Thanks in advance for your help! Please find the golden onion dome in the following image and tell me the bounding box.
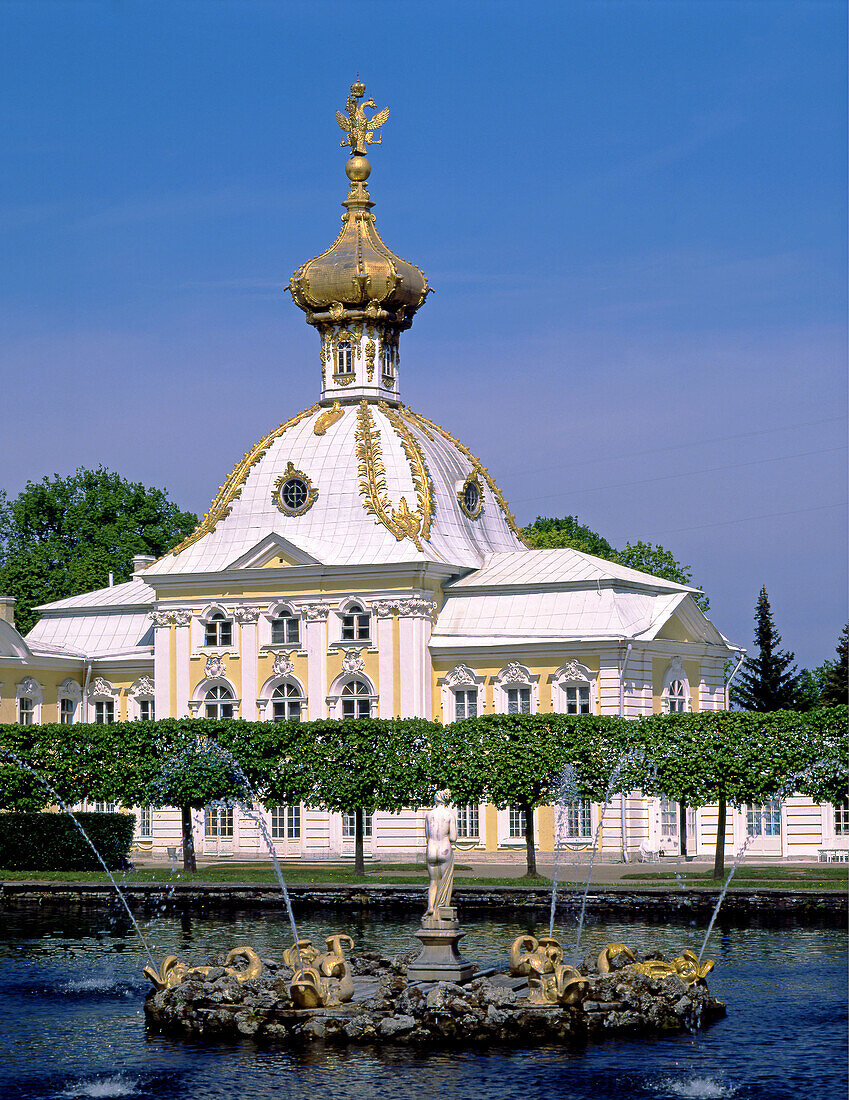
[289,80,430,332]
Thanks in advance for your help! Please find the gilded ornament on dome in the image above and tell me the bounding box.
[171,404,320,555]
[379,400,434,541]
[314,401,345,436]
[336,81,389,156]
[365,340,376,381]
[272,462,319,516]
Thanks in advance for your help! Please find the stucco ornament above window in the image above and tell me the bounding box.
[272,652,295,678]
[205,655,226,680]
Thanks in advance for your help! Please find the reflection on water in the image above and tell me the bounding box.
[0,906,845,1100]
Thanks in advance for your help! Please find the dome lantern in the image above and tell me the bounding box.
[288,80,431,406]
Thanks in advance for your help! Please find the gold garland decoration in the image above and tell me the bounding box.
[170,404,321,555]
[314,400,344,436]
[355,400,425,551]
[401,405,528,545]
[379,401,434,541]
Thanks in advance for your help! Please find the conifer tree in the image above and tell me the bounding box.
[731,587,799,710]
[821,623,848,706]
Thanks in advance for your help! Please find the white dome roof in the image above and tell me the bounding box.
[146,400,525,577]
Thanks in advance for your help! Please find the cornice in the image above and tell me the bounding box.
[144,562,458,593]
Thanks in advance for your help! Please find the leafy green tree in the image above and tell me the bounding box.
[271,717,439,873]
[821,623,848,706]
[519,516,709,612]
[439,714,634,877]
[521,515,618,559]
[0,467,197,634]
[796,664,832,710]
[731,588,799,711]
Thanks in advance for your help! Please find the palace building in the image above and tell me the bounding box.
[1,82,844,863]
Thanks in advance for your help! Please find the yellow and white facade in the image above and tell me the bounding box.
[1,81,845,863]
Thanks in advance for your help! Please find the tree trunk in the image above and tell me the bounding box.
[181,805,197,873]
[354,807,365,875]
[713,795,726,880]
[522,801,537,877]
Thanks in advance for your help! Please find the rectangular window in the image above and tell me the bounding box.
[337,344,353,374]
[342,811,373,839]
[204,806,234,839]
[747,800,781,838]
[834,799,849,836]
[341,612,370,641]
[563,798,592,840]
[91,801,117,813]
[508,806,526,840]
[60,698,75,724]
[138,700,154,721]
[18,698,34,725]
[456,804,480,841]
[137,806,152,839]
[660,797,679,837]
[271,616,300,645]
[506,686,531,714]
[94,701,114,725]
[454,689,478,720]
[271,805,301,841]
[563,685,590,714]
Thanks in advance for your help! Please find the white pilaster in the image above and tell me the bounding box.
[174,611,191,717]
[375,602,395,718]
[151,612,171,718]
[236,609,260,720]
[304,604,329,718]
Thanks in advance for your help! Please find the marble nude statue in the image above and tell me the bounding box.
[425,788,456,917]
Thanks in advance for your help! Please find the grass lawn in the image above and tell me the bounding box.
[621,865,849,891]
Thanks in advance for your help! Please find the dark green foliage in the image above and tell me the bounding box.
[0,467,197,634]
[0,811,134,871]
[821,623,848,706]
[520,516,618,559]
[519,516,709,612]
[731,587,800,710]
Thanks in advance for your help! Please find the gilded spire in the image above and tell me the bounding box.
[288,80,430,405]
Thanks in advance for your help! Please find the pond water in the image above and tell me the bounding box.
[0,904,845,1100]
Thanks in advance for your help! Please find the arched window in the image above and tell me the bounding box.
[337,342,353,375]
[271,612,300,645]
[205,612,232,648]
[662,657,691,713]
[664,679,688,712]
[341,678,371,719]
[272,683,303,723]
[341,603,370,642]
[381,346,394,379]
[16,677,42,725]
[205,685,234,719]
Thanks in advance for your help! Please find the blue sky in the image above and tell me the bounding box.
[1,1,845,668]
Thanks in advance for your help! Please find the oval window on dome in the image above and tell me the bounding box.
[273,462,318,516]
[458,474,483,519]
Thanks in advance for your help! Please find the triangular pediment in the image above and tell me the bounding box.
[226,533,322,570]
[0,619,31,659]
[653,596,728,646]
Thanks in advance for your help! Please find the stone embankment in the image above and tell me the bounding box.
[0,881,844,925]
[144,949,726,1047]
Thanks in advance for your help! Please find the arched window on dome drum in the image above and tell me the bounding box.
[272,683,302,723]
[341,678,371,719]
[205,612,232,648]
[341,603,370,642]
[205,685,234,719]
[381,346,394,379]
[337,343,353,374]
[271,614,300,645]
[664,680,689,713]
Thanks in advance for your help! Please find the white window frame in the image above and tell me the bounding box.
[496,805,539,848]
[326,672,378,719]
[336,342,353,375]
[16,677,43,725]
[493,662,539,714]
[257,673,308,722]
[440,665,486,721]
[195,604,236,653]
[834,798,849,837]
[57,678,82,724]
[188,676,241,718]
[86,677,118,723]
[128,676,156,721]
[551,661,597,714]
[204,805,234,839]
[342,810,373,839]
[136,805,153,839]
[556,798,594,845]
[456,802,485,846]
[453,687,479,721]
[260,601,303,651]
[662,657,691,713]
[270,804,302,841]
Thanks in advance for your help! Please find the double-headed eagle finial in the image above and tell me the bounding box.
[336,77,389,156]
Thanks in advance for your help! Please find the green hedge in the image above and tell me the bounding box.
[0,811,135,871]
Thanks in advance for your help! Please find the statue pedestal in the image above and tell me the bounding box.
[407,907,475,984]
